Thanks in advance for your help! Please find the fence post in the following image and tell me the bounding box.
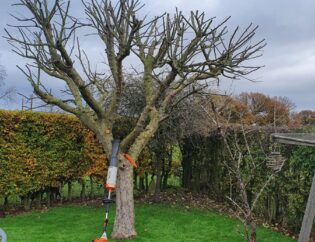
[298,171,315,242]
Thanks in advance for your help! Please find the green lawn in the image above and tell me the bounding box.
[0,204,294,242]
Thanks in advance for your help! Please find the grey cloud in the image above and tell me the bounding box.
[0,0,314,111]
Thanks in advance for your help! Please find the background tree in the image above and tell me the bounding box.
[237,92,295,126]
[6,0,265,238]
[0,58,16,102]
[202,98,286,242]
[292,110,315,127]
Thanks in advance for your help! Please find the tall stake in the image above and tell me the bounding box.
[298,171,315,242]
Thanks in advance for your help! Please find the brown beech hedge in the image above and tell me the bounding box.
[0,110,106,204]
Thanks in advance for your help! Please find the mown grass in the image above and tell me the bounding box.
[0,204,294,242]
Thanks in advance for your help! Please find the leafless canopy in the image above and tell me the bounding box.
[5,0,265,154]
[5,0,266,237]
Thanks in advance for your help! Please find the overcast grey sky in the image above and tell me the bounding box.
[0,0,314,111]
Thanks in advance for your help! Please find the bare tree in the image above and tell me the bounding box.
[202,99,285,242]
[5,0,265,238]
[0,60,16,102]
[222,127,283,242]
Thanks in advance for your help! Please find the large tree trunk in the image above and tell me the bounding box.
[110,111,160,239]
[111,155,136,239]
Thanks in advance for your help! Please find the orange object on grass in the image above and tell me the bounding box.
[93,238,108,242]
[123,153,138,168]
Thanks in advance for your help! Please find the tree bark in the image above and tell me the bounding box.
[249,220,257,242]
[111,110,160,239]
[111,155,137,239]
[236,168,257,242]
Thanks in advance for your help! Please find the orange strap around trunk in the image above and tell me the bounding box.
[123,153,138,168]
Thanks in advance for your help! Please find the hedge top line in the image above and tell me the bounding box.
[0,109,77,120]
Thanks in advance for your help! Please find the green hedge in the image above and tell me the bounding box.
[181,127,315,233]
[0,110,106,203]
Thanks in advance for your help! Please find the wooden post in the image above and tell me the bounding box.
[30,94,34,110]
[271,133,315,242]
[298,172,315,242]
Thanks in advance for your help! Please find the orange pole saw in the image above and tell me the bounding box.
[93,140,137,242]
